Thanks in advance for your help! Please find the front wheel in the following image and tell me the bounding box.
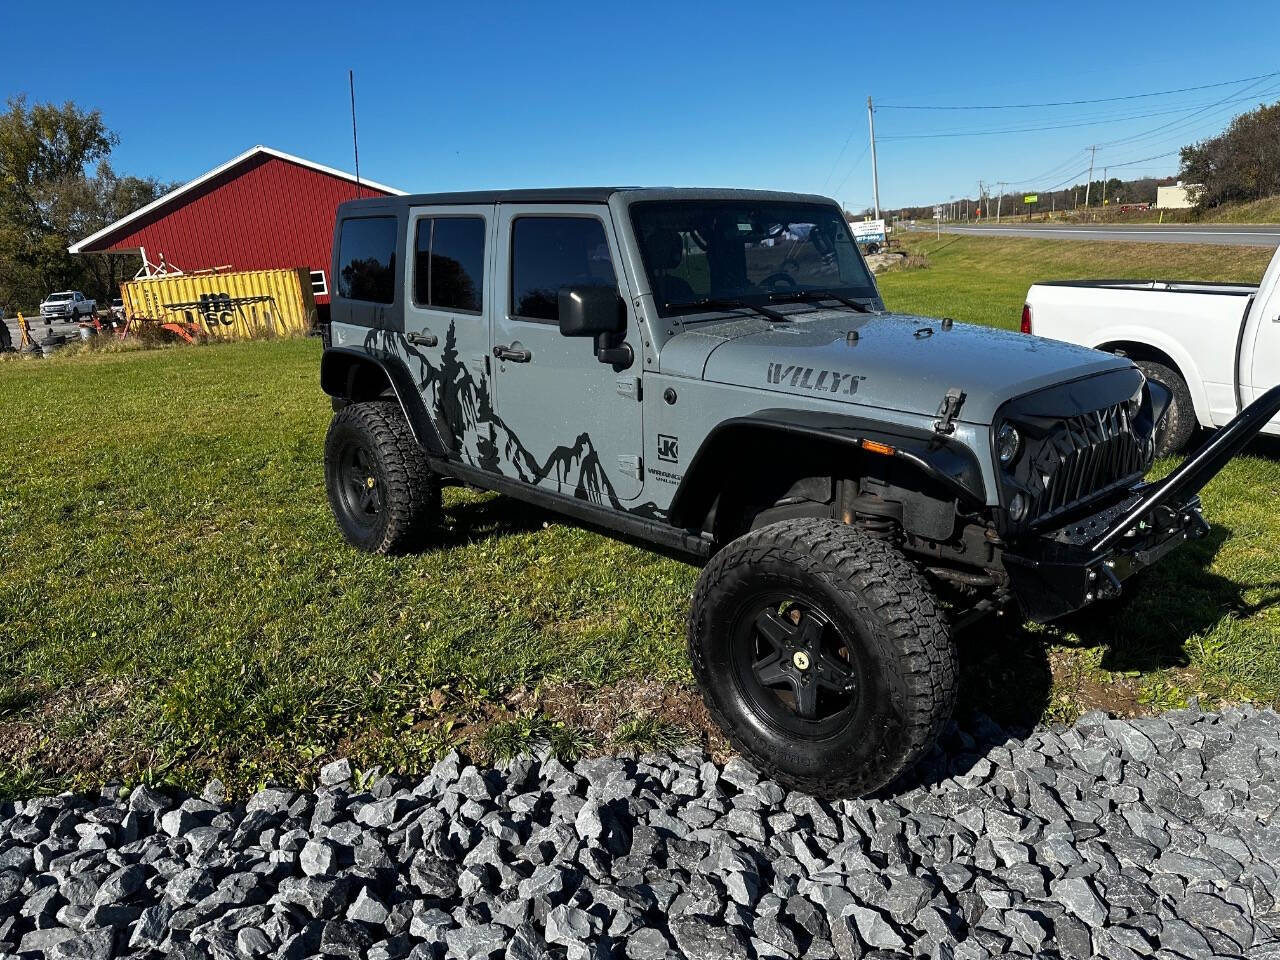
[1135,358,1196,456]
[324,401,441,554]
[688,519,957,798]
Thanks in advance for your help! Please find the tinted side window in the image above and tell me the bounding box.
[511,217,616,322]
[337,216,397,304]
[413,220,432,306]
[414,217,485,312]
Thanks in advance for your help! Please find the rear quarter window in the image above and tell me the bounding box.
[337,217,398,304]
[413,217,485,313]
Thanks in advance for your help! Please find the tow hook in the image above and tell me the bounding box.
[1186,511,1210,539]
[1087,562,1124,603]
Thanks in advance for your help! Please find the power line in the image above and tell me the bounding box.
[820,128,863,193]
[998,150,1091,187]
[1106,150,1180,169]
[876,71,1280,110]
[878,87,1280,141]
[831,143,872,198]
[880,92,1265,138]
[1098,75,1280,150]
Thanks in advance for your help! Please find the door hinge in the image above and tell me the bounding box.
[616,376,641,401]
[618,454,642,479]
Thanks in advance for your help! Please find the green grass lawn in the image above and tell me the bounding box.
[2,235,1279,799]
[878,233,1272,329]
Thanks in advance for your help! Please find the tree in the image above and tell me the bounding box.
[0,96,171,312]
[1181,100,1280,209]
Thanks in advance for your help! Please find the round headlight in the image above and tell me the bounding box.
[997,423,1022,466]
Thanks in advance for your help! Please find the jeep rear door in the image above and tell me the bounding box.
[404,204,495,462]
[490,205,644,502]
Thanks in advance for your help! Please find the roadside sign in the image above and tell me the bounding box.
[1024,194,1038,204]
[851,219,887,245]
[933,205,942,219]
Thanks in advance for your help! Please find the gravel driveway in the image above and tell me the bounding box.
[3,704,1279,959]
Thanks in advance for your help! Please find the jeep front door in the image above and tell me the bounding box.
[491,206,644,502]
[403,205,495,463]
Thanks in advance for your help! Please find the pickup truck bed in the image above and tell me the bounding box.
[1025,251,1280,451]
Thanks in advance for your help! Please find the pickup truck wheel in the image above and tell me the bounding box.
[1136,359,1196,456]
[324,401,441,554]
[688,518,957,798]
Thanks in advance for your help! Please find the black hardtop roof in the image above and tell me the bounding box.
[336,186,837,216]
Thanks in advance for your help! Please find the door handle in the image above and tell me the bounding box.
[493,344,531,363]
[406,331,438,347]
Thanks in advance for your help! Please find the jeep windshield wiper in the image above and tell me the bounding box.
[666,297,789,323]
[768,290,876,313]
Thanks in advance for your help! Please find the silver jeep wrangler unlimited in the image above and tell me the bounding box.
[321,187,1280,797]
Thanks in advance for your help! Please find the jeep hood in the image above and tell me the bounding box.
[659,310,1131,424]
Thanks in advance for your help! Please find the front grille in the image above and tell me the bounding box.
[1023,401,1145,523]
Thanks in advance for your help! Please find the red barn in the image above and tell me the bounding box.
[69,145,403,308]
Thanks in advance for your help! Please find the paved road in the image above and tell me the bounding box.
[914,222,1280,247]
[1,315,90,354]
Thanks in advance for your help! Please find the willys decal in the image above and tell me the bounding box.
[766,363,867,396]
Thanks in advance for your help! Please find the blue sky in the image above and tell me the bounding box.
[4,0,1278,211]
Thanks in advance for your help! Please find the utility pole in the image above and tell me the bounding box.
[977,180,986,220]
[1101,167,1108,206]
[1084,145,1097,208]
[866,96,881,221]
[996,181,1007,223]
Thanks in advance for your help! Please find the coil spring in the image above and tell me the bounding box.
[854,511,898,542]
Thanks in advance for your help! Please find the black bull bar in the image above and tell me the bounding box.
[1004,383,1280,623]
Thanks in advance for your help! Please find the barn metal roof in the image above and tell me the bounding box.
[68,145,405,254]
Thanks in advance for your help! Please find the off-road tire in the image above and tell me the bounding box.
[1136,358,1196,456]
[324,400,441,554]
[688,518,957,798]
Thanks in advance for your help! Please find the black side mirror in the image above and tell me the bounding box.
[558,286,624,337]
[557,286,632,368]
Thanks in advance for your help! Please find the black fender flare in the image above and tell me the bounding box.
[320,346,449,457]
[667,408,987,529]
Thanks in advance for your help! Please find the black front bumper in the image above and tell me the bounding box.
[1003,491,1208,623]
[1001,381,1280,624]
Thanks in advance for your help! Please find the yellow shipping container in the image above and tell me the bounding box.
[120,267,317,341]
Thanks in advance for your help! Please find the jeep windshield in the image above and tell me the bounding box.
[630,199,879,320]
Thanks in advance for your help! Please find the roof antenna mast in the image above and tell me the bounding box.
[349,69,362,198]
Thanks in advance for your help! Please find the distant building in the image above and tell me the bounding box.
[69,146,403,312]
[1156,182,1201,210]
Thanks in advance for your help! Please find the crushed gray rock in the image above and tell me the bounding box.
[3,707,1280,958]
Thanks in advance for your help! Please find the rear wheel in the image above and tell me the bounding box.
[1136,359,1196,456]
[688,518,957,798]
[324,401,441,554]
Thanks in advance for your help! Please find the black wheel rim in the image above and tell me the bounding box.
[337,442,383,530]
[730,590,861,737]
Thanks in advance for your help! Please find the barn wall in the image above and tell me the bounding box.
[97,154,393,302]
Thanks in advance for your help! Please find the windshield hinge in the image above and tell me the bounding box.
[934,387,966,435]
[616,376,641,401]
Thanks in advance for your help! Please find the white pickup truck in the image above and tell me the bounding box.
[39,290,97,324]
[1023,245,1280,454]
